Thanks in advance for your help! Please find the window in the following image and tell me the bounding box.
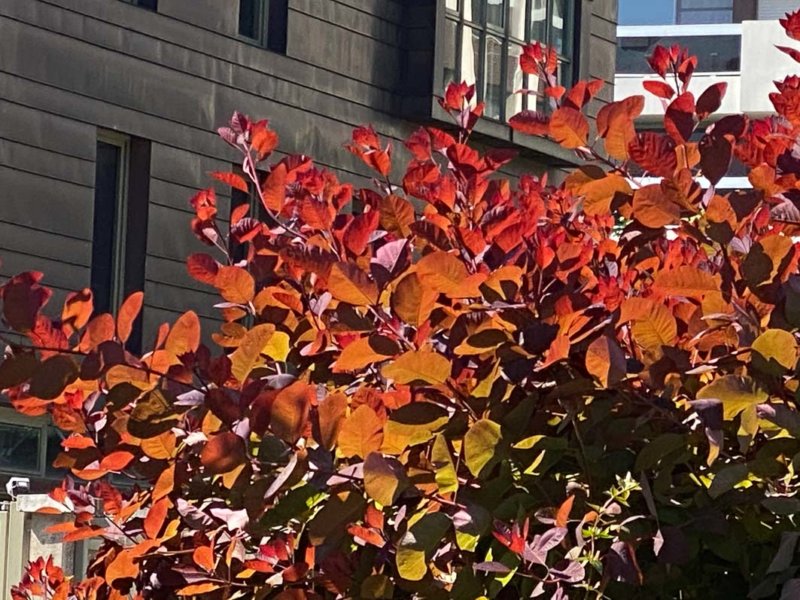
[444,0,576,122]
[91,132,150,352]
[121,0,158,10]
[618,0,751,25]
[238,0,289,54]
[677,0,733,24]
[0,408,55,477]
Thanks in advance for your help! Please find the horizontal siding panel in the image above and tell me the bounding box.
[292,0,403,46]
[0,165,94,239]
[0,248,89,291]
[0,137,95,187]
[144,280,219,320]
[146,203,224,263]
[0,99,95,161]
[0,220,91,267]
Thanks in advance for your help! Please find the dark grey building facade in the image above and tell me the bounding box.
[0,0,617,580]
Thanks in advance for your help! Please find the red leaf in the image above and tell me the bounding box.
[696,82,727,120]
[187,253,220,286]
[61,289,93,335]
[508,110,550,136]
[210,171,249,193]
[628,132,677,178]
[778,45,800,63]
[780,10,800,41]
[664,92,695,143]
[190,188,217,220]
[250,120,279,160]
[343,210,380,256]
[643,80,675,100]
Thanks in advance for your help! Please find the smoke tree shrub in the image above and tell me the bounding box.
[8,11,800,600]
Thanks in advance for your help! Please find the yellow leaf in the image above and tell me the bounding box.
[381,350,450,385]
[338,405,384,459]
[229,324,276,383]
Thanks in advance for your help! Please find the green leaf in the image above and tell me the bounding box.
[697,375,768,420]
[708,463,749,499]
[635,433,687,471]
[396,512,451,581]
[432,434,458,494]
[464,419,502,477]
[361,574,394,599]
[364,453,409,506]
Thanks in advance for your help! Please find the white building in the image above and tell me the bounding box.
[616,0,800,189]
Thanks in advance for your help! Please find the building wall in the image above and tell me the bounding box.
[758,0,797,20]
[0,0,616,343]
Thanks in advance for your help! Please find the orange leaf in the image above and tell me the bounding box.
[193,546,215,572]
[100,451,135,472]
[141,431,177,460]
[210,171,249,193]
[343,210,380,256]
[107,548,139,585]
[316,392,347,450]
[417,251,483,298]
[165,311,201,359]
[261,163,287,212]
[117,291,144,344]
[177,583,221,597]
[215,266,256,304]
[549,106,589,149]
[632,184,681,228]
[338,405,384,459]
[585,336,626,388]
[153,464,175,501]
[271,381,313,443]
[79,313,116,352]
[328,262,379,306]
[556,495,574,527]
[61,289,93,335]
[201,432,246,475]
[144,497,170,539]
[332,335,399,372]
[653,266,721,299]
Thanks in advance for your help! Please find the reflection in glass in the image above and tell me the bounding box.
[531,0,546,43]
[0,422,40,472]
[446,0,460,11]
[506,44,524,119]
[618,0,675,26]
[487,0,506,28]
[443,19,458,85]
[467,0,484,23]
[45,426,67,479]
[509,0,526,40]
[461,27,482,87]
[551,0,570,56]
[485,35,504,119]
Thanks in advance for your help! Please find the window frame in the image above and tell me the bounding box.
[0,407,50,477]
[95,131,131,316]
[676,0,734,23]
[238,0,289,54]
[120,0,158,10]
[444,0,578,123]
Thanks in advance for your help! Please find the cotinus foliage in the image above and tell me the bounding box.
[8,12,800,600]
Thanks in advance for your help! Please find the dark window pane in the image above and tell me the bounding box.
[484,35,504,119]
[487,0,505,28]
[136,0,157,10]
[45,427,67,479]
[616,34,741,74]
[239,0,261,39]
[267,0,289,53]
[92,141,121,316]
[0,422,40,473]
[443,19,458,84]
